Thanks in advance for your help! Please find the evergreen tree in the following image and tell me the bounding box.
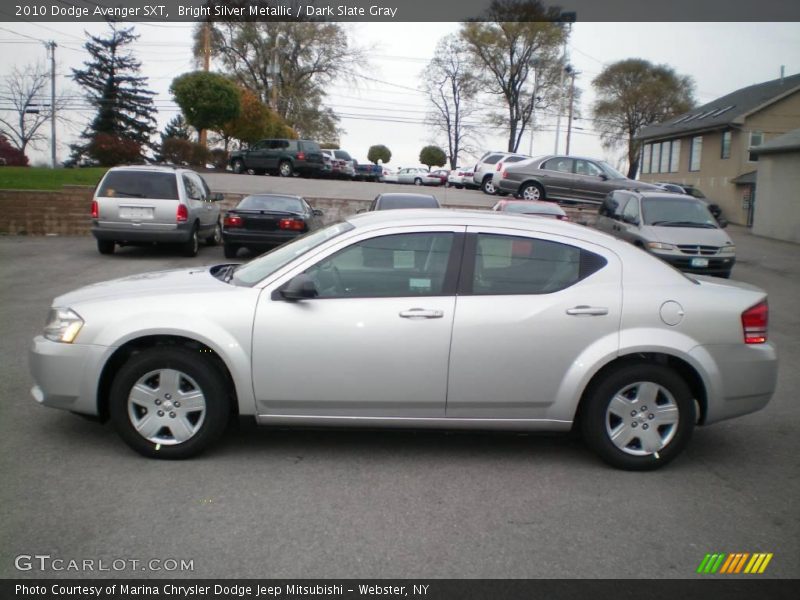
[69,25,158,164]
[161,115,193,142]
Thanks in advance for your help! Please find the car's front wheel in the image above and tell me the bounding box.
[109,346,230,459]
[580,363,694,470]
[414,177,423,186]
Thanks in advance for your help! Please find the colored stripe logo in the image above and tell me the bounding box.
[697,553,773,574]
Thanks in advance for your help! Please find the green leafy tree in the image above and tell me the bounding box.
[419,145,447,169]
[69,25,158,164]
[218,87,294,148]
[422,35,480,169]
[170,71,241,143]
[460,0,567,153]
[367,144,391,165]
[592,58,695,178]
[193,16,364,139]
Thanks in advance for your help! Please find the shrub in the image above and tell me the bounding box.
[0,135,29,166]
[88,133,142,166]
[210,148,229,170]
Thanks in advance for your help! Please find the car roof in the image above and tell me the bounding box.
[377,193,437,200]
[347,208,621,244]
[106,165,190,174]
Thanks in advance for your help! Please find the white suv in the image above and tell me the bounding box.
[91,165,223,256]
[473,151,529,195]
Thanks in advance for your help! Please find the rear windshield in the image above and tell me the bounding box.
[333,150,352,161]
[98,171,179,200]
[239,195,304,213]
[300,141,321,153]
[378,196,440,210]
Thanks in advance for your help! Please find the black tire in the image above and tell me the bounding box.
[414,177,423,186]
[97,239,115,255]
[481,177,497,195]
[109,346,230,459]
[223,243,239,259]
[181,225,199,257]
[231,159,244,174]
[278,161,294,177]
[205,221,222,246]
[580,363,695,470]
[519,182,545,201]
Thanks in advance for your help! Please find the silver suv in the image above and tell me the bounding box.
[473,151,529,195]
[91,166,223,256]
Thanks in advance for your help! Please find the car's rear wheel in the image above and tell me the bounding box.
[223,243,239,259]
[181,225,199,257]
[97,240,115,255]
[231,159,244,174]
[520,182,544,201]
[581,363,694,470]
[482,178,497,195]
[279,161,294,177]
[205,222,221,246]
[109,346,230,459]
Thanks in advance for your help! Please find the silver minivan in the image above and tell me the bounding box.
[91,166,223,256]
[594,189,736,278]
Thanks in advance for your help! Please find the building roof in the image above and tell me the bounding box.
[637,72,800,141]
[750,128,800,155]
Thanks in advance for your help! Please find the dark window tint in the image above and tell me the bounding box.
[239,195,305,212]
[504,156,526,164]
[483,154,504,165]
[622,199,640,223]
[98,171,179,200]
[306,232,454,298]
[333,150,352,160]
[472,234,605,295]
[377,195,439,210]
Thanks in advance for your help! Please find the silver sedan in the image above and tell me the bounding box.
[30,210,777,469]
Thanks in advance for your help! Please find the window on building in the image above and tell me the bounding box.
[651,143,661,174]
[689,136,703,172]
[748,131,764,162]
[669,140,681,172]
[641,144,651,174]
[659,141,671,173]
[721,131,732,159]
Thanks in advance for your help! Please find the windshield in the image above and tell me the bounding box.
[598,162,627,179]
[642,197,717,228]
[232,222,354,286]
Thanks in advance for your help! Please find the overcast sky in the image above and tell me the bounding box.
[1,20,798,169]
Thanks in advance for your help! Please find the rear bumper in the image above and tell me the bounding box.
[92,221,194,244]
[691,342,778,425]
[222,229,304,247]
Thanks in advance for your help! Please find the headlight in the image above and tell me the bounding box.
[44,308,84,343]
[646,242,677,251]
[719,245,736,254]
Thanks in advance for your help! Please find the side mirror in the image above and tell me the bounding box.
[210,192,224,202]
[599,174,609,181]
[356,208,367,214]
[717,217,728,228]
[278,274,318,301]
[312,208,323,217]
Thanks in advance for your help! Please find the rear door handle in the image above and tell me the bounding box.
[399,308,444,319]
[566,305,609,316]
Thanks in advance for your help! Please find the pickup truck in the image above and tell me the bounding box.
[353,161,383,182]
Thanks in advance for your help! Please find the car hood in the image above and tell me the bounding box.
[54,267,227,307]
[640,225,734,247]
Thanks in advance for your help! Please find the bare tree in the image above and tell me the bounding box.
[422,35,480,169]
[0,63,69,157]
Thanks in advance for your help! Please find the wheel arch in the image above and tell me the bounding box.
[572,352,708,430]
[96,334,240,423]
[517,179,545,195]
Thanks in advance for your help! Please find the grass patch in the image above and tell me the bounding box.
[0,167,108,190]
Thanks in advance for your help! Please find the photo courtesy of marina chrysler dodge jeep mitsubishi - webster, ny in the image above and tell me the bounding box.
[29,210,777,470]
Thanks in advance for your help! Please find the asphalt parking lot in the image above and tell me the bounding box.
[0,224,798,579]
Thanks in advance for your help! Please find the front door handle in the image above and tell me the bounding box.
[566,305,609,316]
[399,308,444,319]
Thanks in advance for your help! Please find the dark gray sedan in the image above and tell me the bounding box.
[493,155,659,203]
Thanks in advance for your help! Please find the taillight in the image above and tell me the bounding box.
[296,152,306,160]
[742,301,768,344]
[223,215,242,227]
[176,204,188,222]
[91,200,98,219]
[501,170,508,179]
[279,218,305,231]
[558,215,570,221]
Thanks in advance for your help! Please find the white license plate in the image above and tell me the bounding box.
[691,257,709,268]
[119,206,154,219]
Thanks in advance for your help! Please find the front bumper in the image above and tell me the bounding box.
[651,251,736,277]
[29,336,110,415]
[691,342,778,425]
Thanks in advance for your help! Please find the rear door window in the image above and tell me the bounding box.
[98,171,179,200]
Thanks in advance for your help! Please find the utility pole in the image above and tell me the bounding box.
[565,66,577,156]
[47,40,57,168]
[198,22,211,147]
[553,14,574,155]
